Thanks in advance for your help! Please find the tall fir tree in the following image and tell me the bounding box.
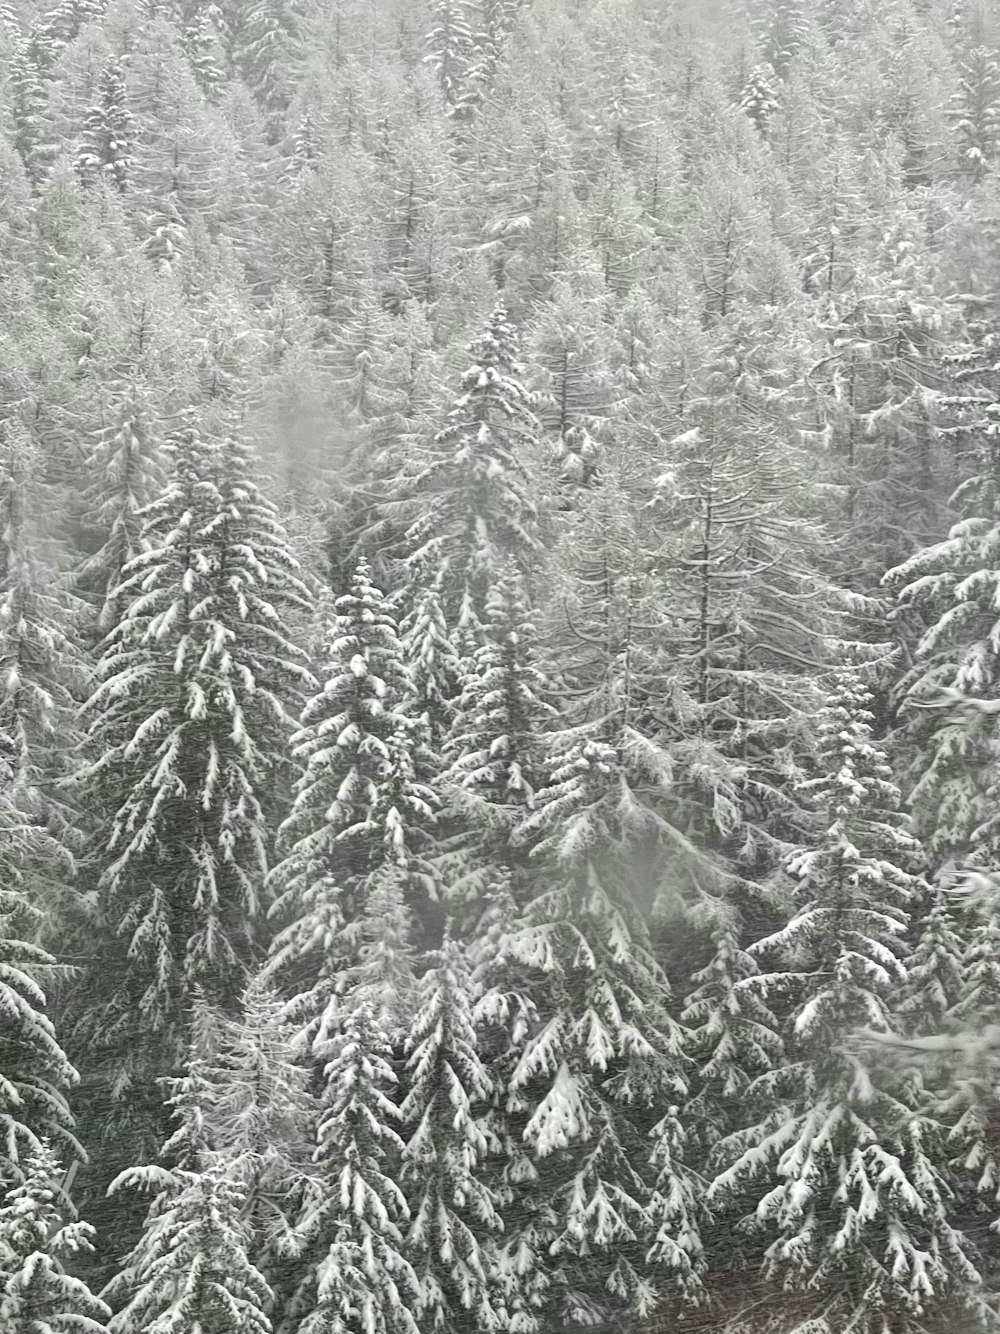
[709,671,984,1332]
[0,1141,110,1334]
[73,415,312,1162]
[267,561,436,1046]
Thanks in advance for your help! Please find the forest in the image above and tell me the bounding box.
[6,0,1000,1331]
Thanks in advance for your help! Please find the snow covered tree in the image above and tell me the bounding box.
[424,0,474,111]
[440,563,554,915]
[75,58,133,193]
[400,937,505,1334]
[400,575,464,778]
[267,561,436,1047]
[680,908,783,1157]
[738,64,780,136]
[8,39,59,189]
[76,386,163,636]
[495,736,705,1326]
[286,999,419,1334]
[232,0,307,144]
[0,417,81,928]
[203,980,316,1270]
[0,1141,110,1334]
[708,671,982,1332]
[946,45,1000,182]
[884,350,1000,870]
[406,301,542,639]
[0,884,79,1184]
[104,1116,274,1334]
[74,415,312,1145]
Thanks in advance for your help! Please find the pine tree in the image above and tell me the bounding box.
[76,386,163,636]
[440,563,555,914]
[424,0,474,111]
[287,1000,419,1334]
[0,881,79,1183]
[400,937,505,1334]
[497,736,704,1325]
[232,0,307,144]
[946,45,1000,182]
[267,561,436,1046]
[884,353,1000,870]
[206,981,316,1267]
[75,59,133,193]
[708,671,981,1332]
[406,302,542,638]
[0,1141,110,1334]
[738,64,781,135]
[9,39,59,189]
[0,418,81,929]
[74,416,312,1140]
[104,1082,274,1334]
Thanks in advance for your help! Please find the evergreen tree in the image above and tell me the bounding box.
[0,885,79,1182]
[738,63,781,135]
[267,561,436,1045]
[400,937,505,1334]
[104,1084,274,1334]
[946,45,1000,182]
[406,302,542,638]
[0,418,81,892]
[497,736,704,1325]
[75,59,133,193]
[74,416,311,1147]
[709,671,981,1332]
[286,999,419,1334]
[206,981,316,1267]
[440,563,555,914]
[76,386,163,636]
[0,1141,110,1334]
[424,0,474,111]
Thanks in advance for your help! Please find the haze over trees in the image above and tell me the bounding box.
[7,0,1000,1332]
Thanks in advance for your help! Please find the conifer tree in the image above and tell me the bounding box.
[946,45,1000,182]
[441,563,554,913]
[0,1141,110,1334]
[206,981,316,1267]
[0,883,79,1182]
[287,999,419,1334]
[75,59,133,193]
[709,672,981,1332]
[884,360,1000,869]
[104,1072,274,1334]
[424,0,474,111]
[406,302,542,638]
[0,418,81,926]
[498,736,704,1325]
[738,64,781,135]
[74,415,311,1146]
[400,937,505,1334]
[9,39,58,189]
[76,386,163,636]
[267,561,436,1045]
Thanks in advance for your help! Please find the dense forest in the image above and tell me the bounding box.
[8,0,1000,1331]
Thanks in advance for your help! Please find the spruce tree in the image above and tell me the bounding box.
[104,1080,274,1334]
[0,1141,110,1334]
[267,561,436,1044]
[709,672,982,1332]
[287,999,419,1334]
[400,937,506,1334]
[74,415,311,1150]
[75,59,133,193]
[497,736,704,1325]
[406,301,542,638]
[440,563,554,915]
